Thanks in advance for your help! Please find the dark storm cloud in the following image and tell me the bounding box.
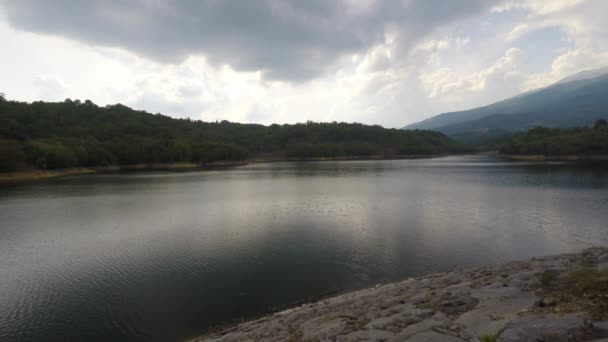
[1,0,497,81]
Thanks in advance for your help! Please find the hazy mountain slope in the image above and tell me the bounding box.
[404,69,608,134]
[556,66,608,84]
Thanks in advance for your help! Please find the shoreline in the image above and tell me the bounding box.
[193,248,608,342]
[3,153,603,185]
[0,154,462,185]
[0,161,248,185]
[499,154,608,162]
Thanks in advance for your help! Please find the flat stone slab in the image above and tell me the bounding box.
[497,313,590,342]
[405,331,465,341]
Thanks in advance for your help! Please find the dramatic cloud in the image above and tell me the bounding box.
[1,0,495,81]
[0,0,606,127]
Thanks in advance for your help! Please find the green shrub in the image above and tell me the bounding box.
[0,139,26,171]
[480,335,497,342]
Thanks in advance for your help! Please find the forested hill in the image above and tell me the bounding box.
[0,98,470,171]
[499,120,608,156]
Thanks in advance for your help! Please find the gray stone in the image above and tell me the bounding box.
[301,316,350,341]
[430,311,451,325]
[388,319,444,341]
[455,309,508,337]
[409,292,427,305]
[405,331,465,341]
[535,297,556,307]
[365,312,421,330]
[508,278,522,287]
[337,329,395,341]
[435,293,479,315]
[497,313,590,342]
[193,249,608,342]
[510,271,536,282]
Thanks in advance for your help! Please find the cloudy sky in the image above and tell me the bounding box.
[1,0,607,127]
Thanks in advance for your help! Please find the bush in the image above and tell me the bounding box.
[0,139,26,171]
[27,141,79,169]
[480,335,497,342]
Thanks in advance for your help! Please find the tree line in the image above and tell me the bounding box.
[499,119,608,155]
[0,97,470,171]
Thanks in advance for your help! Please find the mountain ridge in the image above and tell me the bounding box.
[404,67,608,136]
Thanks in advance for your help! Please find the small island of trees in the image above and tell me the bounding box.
[499,119,608,156]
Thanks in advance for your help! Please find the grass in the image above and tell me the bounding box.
[480,335,497,342]
[531,266,608,320]
[563,267,608,320]
[566,268,608,292]
[539,269,560,286]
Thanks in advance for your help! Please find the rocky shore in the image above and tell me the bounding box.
[194,247,608,342]
[0,161,247,185]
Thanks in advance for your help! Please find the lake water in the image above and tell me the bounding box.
[1,156,607,341]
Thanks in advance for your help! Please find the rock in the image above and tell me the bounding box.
[301,316,350,341]
[433,293,479,315]
[365,312,422,330]
[598,262,608,273]
[454,286,537,338]
[337,329,395,341]
[535,297,556,307]
[497,313,590,342]
[430,312,451,325]
[193,249,608,342]
[526,277,541,289]
[594,321,608,337]
[388,319,444,341]
[508,278,522,287]
[510,271,536,282]
[405,331,465,341]
[409,292,427,305]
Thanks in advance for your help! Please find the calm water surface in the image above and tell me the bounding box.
[1,156,607,341]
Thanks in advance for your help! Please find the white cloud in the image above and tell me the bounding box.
[33,76,65,101]
[523,48,608,90]
[0,0,606,128]
[420,48,523,98]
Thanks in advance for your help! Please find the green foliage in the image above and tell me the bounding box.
[480,335,497,342]
[500,121,608,155]
[566,268,608,293]
[0,139,26,171]
[0,99,470,170]
[539,269,559,287]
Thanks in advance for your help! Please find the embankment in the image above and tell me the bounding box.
[194,247,608,342]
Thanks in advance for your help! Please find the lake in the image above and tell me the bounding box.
[1,155,607,341]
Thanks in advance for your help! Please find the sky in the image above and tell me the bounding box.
[0,0,607,128]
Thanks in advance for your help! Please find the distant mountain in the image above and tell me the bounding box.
[403,68,608,139]
[556,66,608,84]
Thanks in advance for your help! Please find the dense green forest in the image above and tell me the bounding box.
[0,97,470,171]
[499,119,608,155]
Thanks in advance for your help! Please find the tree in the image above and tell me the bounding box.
[0,98,469,170]
[0,139,26,171]
[594,119,607,129]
